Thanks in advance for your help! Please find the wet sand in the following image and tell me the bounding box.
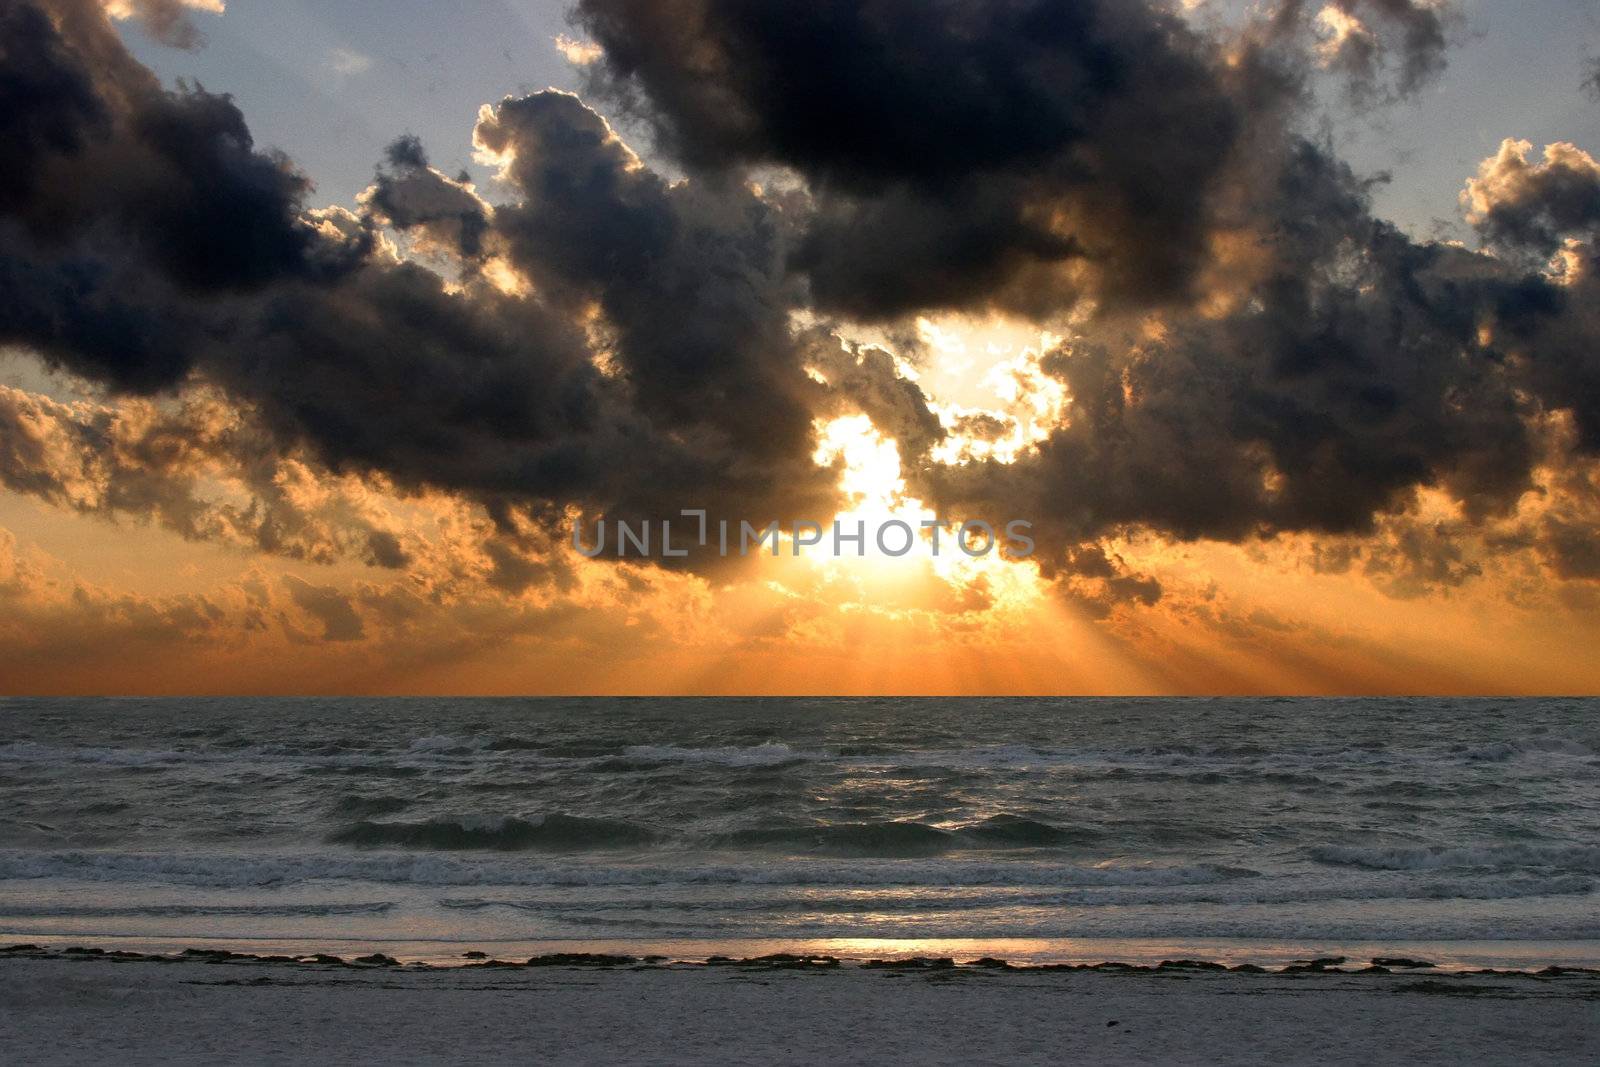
[3,948,1597,1065]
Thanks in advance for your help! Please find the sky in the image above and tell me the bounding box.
[1,0,1600,694]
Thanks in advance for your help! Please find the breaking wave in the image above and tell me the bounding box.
[1310,843,1600,874]
[328,814,658,851]
[0,849,1259,890]
[718,815,1103,856]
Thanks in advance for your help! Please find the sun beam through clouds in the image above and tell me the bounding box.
[0,0,1598,695]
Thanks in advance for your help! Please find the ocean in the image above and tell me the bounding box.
[2,697,1597,968]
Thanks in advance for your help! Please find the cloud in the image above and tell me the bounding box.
[553,34,602,67]
[0,5,846,568]
[470,90,839,527]
[924,131,1600,581]
[0,520,598,688]
[570,1,1458,324]
[362,135,491,260]
[283,574,364,641]
[0,526,46,600]
[801,331,945,466]
[1,2,320,302]
[1463,139,1600,258]
[103,0,222,50]
[573,0,1247,320]
[0,383,424,569]
[325,46,371,77]
[0,526,270,682]
[1287,0,1454,103]
[1052,543,1163,618]
[2,0,1599,621]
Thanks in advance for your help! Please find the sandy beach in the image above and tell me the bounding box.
[3,950,1598,1065]
[4,698,1598,1063]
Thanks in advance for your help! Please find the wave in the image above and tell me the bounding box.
[1459,738,1597,761]
[1310,843,1600,874]
[328,814,658,851]
[331,795,411,817]
[482,737,547,752]
[433,873,1596,917]
[12,845,1584,907]
[719,816,1103,856]
[427,911,1600,945]
[960,814,1105,848]
[617,743,809,768]
[1059,872,1596,906]
[0,741,183,768]
[405,735,490,755]
[884,744,1061,770]
[719,822,956,857]
[0,901,395,918]
[0,849,1259,890]
[73,802,132,815]
[4,731,1593,781]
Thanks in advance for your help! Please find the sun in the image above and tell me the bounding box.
[812,414,913,523]
[804,413,1049,615]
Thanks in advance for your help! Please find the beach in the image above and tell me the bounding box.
[4,696,1598,1061]
[4,950,1598,1065]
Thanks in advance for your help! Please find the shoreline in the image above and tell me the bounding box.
[6,929,1600,972]
[7,941,1600,978]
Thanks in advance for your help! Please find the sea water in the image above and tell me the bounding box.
[1,697,1596,967]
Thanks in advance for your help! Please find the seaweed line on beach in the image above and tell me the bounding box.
[6,944,1600,983]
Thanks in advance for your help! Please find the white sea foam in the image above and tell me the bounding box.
[1310,843,1600,873]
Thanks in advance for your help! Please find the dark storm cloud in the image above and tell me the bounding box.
[0,0,336,390]
[0,1,107,214]
[230,262,602,497]
[363,135,491,260]
[1487,251,1600,452]
[571,0,1467,321]
[573,0,1245,320]
[0,1,316,296]
[0,1,839,559]
[1462,140,1600,450]
[926,139,1575,560]
[471,90,837,522]
[4,0,1600,602]
[568,0,1595,585]
[800,331,946,465]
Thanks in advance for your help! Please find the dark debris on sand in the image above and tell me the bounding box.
[862,957,956,970]
[5,944,1599,981]
[705,953,841,970]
